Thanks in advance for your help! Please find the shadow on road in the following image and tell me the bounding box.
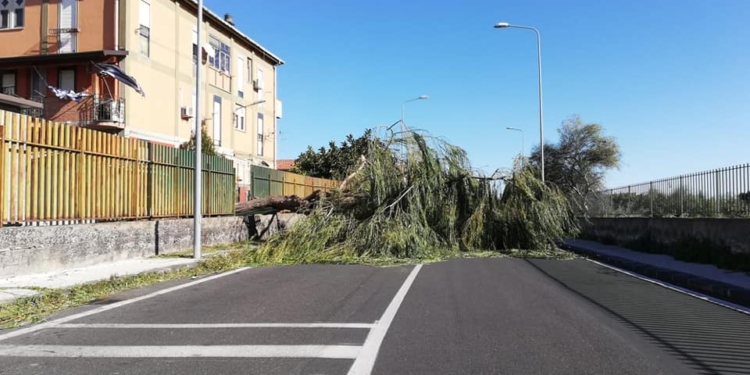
[527,259,750,375]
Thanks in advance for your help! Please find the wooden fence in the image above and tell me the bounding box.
[250,165,339,199]
[0,110,235,226]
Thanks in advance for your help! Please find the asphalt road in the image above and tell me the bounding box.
[0,258,748,375]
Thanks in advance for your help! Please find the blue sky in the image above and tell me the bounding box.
[206,0,749,188]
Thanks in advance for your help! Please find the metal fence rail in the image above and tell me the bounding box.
[249,165,339,200]
[592,163,750,218]
[0,110,235,226]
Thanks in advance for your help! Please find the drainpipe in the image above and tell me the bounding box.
[41,0,49,54]
[114,0,119,50]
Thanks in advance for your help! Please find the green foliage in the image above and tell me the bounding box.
[591,188,750,218]
[529,115,621,215]
[254,130,580,264]
[291,129,382,179]
[179,122,217,156]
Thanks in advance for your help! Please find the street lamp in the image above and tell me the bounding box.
[400,95,429,159]
[193,0,205,260]
[236,99,266,111]
[506,127,524,159]
[494,22,545,182]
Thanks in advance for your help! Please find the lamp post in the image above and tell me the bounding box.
[400,95,428,159]
[193,0,204,260]
[494,22,545,182]
[237,99,266,111]
[506,127,524,159]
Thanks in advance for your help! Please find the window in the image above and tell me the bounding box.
[0,0,24,30]
[212,95,222,146]
[256,113,264,156]
[236,55,244,97]
[256,67,264,107]
[1,72,15,95]
[208,36,230,73]
[247,58,253,83]
[58,0,77,53]
[234,104,245,131]
[31,68,46,98]
[139,0,150,57]
[190,89,197,131]
[58,68,76,92]
[192,29,198,76]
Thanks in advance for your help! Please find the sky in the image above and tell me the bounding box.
[205,0,749,188]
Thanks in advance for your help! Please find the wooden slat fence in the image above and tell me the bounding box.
[0,110,235,226]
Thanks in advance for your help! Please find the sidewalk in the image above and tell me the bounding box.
[563,239,750,308]
[0,257,198,305]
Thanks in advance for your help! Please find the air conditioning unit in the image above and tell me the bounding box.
[181,106,194,119]
[253,79,263,91]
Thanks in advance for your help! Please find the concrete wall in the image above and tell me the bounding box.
[581,218,750,255]
[0,216,248,278]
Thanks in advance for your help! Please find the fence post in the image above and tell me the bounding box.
[679,176,684,217]
[0,121,4,228]
[146,142,153,218]
[649,181,654,218]
[715,170,721,215]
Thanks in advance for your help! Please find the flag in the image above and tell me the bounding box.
[48,85,87,102]
[93,63,146,97]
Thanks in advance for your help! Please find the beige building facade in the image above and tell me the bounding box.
[121,0,284,172]
[0,0,283,175]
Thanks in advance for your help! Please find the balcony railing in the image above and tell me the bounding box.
[1,87,16,96]
[93,96,126,124]
[20,96,44,118]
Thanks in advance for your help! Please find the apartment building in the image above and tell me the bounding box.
[0,0,284,175]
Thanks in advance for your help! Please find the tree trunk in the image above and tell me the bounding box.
[235,195,308,216]
[235,190,325,216]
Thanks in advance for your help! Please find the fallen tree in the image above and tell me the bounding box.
[235,191,323,216]
[240,126,580,264]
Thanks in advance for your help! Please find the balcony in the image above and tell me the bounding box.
[0,89,44,117]
[91,96,126,130]
[39,95,125,132]
[207,68,232,93]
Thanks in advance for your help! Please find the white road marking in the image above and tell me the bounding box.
[0,267,252,343]
[347,264,423,375]
[0,345,361,359]
[55,323,375,329]
[586,258,750,316]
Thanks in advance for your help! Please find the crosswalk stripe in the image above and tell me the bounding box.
[0,345,362,359]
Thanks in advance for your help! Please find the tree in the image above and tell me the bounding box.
[529,115,621,215]
[291,129,379,180]
[179,120,217,156]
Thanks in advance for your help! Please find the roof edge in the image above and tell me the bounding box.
[182,0,285,66]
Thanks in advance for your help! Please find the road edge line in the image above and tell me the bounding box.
[347,264,423,375]
[585,258,750,316]
[0,267,252,343]
[55,323,375,329]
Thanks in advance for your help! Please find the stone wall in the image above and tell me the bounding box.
[581,218,750,255]
[0,216,249,277]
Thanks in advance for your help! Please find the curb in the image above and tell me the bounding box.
[0,260,201,306]
[561,243,750,309]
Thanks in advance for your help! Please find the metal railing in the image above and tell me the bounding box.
[1,87,16,96]
[20,95,44,119]
[93,96,126,123]
[590,163,750,218]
